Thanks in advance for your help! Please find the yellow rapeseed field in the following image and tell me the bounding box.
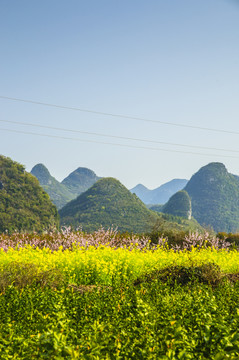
[1,245,239,285]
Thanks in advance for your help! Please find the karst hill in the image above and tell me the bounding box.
[59,177,159,233]
[31,164,100,209]
[184,162,239,232]
[162,162,239,233]
[0,156,59,233]
[31,164,75,209]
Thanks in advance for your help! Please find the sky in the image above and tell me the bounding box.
[0,0,239,189]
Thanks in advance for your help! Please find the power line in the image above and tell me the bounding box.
[1,126,239,159]
[1,118,239,154]
[0,95,238,135]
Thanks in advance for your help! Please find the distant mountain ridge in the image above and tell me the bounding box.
[31,164,100,209]
[59,177,201,234]
[31,161,239,233]
[31,164,75,209]
[32,163,188,209]
[62,167,100,196]
[130,179,188,204]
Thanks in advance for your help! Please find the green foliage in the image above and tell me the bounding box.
[2,236,239,358]
[217,232,239,247]
[147,212,204,247]
[185,162,239,232]
[163,190,192,219]
[134,263,224,287]
[0,156,59,233]
[59,177,160,233]
[1,278,239,358]
[59,178,202,234]
[0,262,64,291]
[148,204,164,212]
[149,212,203,239]
[149,229,190,246]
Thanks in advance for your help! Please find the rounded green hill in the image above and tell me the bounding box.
[185,162,239,232]
[59,177,159,233]
[0,155,59,233]
[163,190,192,219]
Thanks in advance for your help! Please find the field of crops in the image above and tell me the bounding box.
[1,229,239,359]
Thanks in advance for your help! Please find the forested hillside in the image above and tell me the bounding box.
[162,190,192,219]
[185,162,239,232]
[59,177,159,233]
[0,156,59,232]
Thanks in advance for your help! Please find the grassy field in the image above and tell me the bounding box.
[1,230,239,359]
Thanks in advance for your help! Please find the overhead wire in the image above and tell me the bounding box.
[1,118,239,154]
[1,126,239,159]
[0,95,239,135]
[1,95,239,159]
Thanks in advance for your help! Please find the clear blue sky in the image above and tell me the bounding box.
[1,0,239,189]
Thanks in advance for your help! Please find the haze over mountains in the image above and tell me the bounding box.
[61,167,100,197]
[2,156,239,234]
[59,177,201,234]
[29,162,201,233]
[30,161,239,233]
[130,179,188,205]
[31,164,75,209]
[31,164,100,209]
[31,163,187,209]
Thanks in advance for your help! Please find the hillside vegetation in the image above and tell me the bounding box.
[0,156,59,233]
[150,212,203,236]
[1,232,239,359]
[59,177,159,233]
[162,190,192,219]
[185,162,239,232]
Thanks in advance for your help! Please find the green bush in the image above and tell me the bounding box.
[217,232,239,246]
[0,262,64,291]
[1,280,239,358]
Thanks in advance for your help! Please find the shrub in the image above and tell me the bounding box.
[0,262,64,291]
